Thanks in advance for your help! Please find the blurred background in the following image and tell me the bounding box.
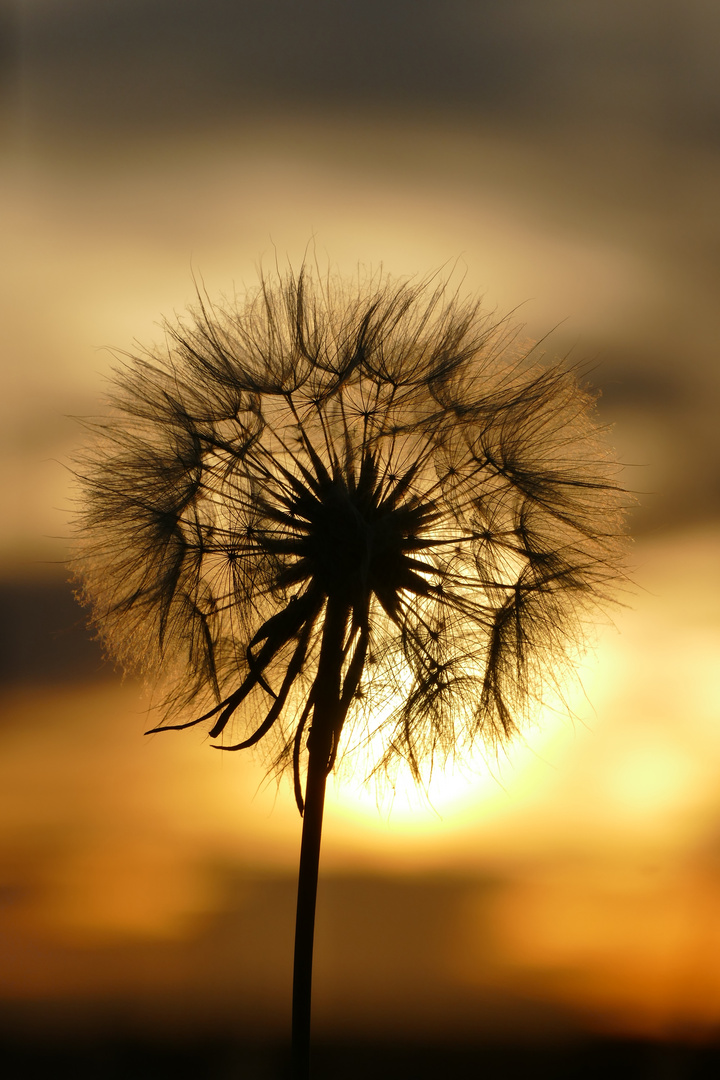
[1,1,719,1076]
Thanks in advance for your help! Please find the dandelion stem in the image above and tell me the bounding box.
[291,599,349,1080]
[291,732,328,1080]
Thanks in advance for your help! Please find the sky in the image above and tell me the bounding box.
[1,0,719,1056]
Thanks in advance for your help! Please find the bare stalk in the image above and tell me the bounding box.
[291,734,329,1079]
[291,599,349,1080]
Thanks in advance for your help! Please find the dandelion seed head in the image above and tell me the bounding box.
[72,265,630,803]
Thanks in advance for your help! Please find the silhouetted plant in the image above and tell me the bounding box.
[72,266,629,1079]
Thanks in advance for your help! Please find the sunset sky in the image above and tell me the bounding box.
[1,0,719,1060]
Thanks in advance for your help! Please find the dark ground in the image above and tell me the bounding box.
[1,1036,720,1080]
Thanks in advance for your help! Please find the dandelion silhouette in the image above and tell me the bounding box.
[72,266,628,1078]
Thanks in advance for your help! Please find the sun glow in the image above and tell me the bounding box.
[324,693,572,836]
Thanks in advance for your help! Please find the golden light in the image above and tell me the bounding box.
[1,59,718,1047]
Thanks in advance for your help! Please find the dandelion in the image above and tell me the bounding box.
[72,265,629,1078]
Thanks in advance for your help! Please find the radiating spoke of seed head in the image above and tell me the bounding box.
[72,265,630,808]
